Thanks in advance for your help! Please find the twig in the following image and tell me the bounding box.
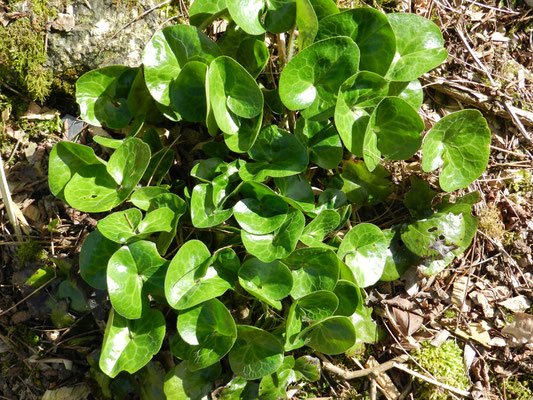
[318,353,409,379]
[0,275,56,317]
[393,362,471,398]
[0,153,21,236]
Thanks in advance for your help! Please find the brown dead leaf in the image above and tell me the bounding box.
[391,307,424,337]
[502,313,533,344]
[455,323,492,347]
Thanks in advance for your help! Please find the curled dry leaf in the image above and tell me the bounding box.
[502,313,533,344]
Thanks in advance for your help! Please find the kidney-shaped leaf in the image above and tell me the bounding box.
[99,308,165,378]
[338,223,387,287]
[279,37,360,120]
[239,125,309,182]
[164,361,221,400]
[173,298,237,371]
[295,118,343,169]
[298,316,356,354]
[189,0,227,27]
[422,109,491,192]
[341,160,393,206]
[229,325,284,380]
[80,230,121,290]
[386,13,448,82]
[165,240,232,310]
[170,61,208,122]
[107,241,167,319]
[284,247,339,299]
[238,258,293,309]
[143,25,221,106]
[300,210,340,247]
[363,97,424,171]
[191,183,234,228]
[317,8,395,76]
[227,0,296,35]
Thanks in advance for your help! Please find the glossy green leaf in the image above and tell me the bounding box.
[170,61,208,122]
[107,241,167,319]
[294,356,321,381]
[165,240,232,309]
[403,176,436,219]
[57,280,89,312]
[219,377,259,400]
[300,210,340,247]
[264,0,297,33]
[229,325,284,380]
[236,38,269,78]
[76,66,135,129]
[242,208,305,263]
[297,290,339,321]
[131,187,169,211]
[284,247,339,299]
[222,113,263,153]
[191,158,226,183]
[189,0,227,27]
[92,136,124,149]
[137,362,166,400]
[48,141,103,200]
[295,118,342,169]
[386,13,448,81]
[258,356,297,400]
[262,87,284,115]
[363,97,424,171]
[238,258,293,309]
[172,299,237,371]
[239,125,309,181]
[334,71,389,157]
[218,22,263,59]
[164,361,221,400]
[380,226,418,281]
[191,184,233,228]
[338,223,387,287]
[148,193,187,255]
[348,304,380,353]
[64,138,151,212]
[315,189,347,214]
[274,175,315,212]
[298,316,355,354]
[233,183,288,234]
[388,80,423,110]
[99,308,165,378]
[143,25,221,106]
[341,160,393,206]
[296,0,318,49]
[97,208,142,243]
[280,37,359,120]
[209,56,263,121]
[80,230,120,290]
[422,109,491,191]
[333,280,361,316]
[308,0,338,20]
[226,0,267,35]
[317,8,395,76]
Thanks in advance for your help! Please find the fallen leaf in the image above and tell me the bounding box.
[452,276,470,312]
[502,313,533,344]
[455,323,491,347]
[391,307,424,337]
[499,296,532,313]
[41,384,91,400]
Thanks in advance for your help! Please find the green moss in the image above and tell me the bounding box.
[16,240,46,264]
[412,340,469,400]
[502,377,533,400]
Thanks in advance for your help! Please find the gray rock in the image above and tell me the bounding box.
[45,0,173,73]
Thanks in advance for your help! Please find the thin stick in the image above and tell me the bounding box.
[0,153,21,236]
[318,353,409,380]
[393,362,471,398]
[0,276,56,316]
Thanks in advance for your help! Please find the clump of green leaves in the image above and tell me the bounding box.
[48,1,491,397]
[412,340,469,400]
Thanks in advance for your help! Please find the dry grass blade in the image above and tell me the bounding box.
[0,152,21,235]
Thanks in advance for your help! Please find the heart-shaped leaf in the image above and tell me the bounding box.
[76,66,136,129]
[283,247,339,299]
[143,25,221,106]
[170,61,208,122]
[164,361,221,400]
[130,187,169,211]
[165,240,232,309]
[242,208,305,263]
[236,38,269,78]
[219,377,259,400]
[317,8,395,76]
[148,193,187,255]
[238,258,293,309]
[99,308,165,378]
[348,304,380,353]
[79,230,120,290]
[388,80,423,110]
[191,184,233,228]
[233,182,289,234]
[239,125,309,181]
[279,37,360,120]
[298,316,355,354]
[189,0,227,27]
[295,118,343,169]
[334,71,389,157]
[297,290,339,321]
[380,226,418,281]
[341,160,393,206]
[333,280,362,316]
[64,138,151,212]
[363,97,424,171]
[208,56,264,133]
[171,298,237,370]
[226,0,297,35]
[274,175,315,213]
[386,13,448,81]
[296,0,318,49]
[422,109,491,191]
[229,325,284,380]
[300,210,340,247]
[48,142,103,200]
[308,0,338,20]
[337,223,387,287]
[107,241,167,319]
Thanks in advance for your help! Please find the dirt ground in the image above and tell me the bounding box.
[0,1,532,399]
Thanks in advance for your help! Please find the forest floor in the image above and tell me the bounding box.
[0,1,532,399]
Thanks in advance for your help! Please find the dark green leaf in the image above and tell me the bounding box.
[170,61,208,122]
[191,184,233,228]
[274,175,315,212]
[295,118,343,169]
[341,160,393,206]
[298,316,355,354]
[236,38,269,78]
[164,361,221,400]
[189,0,227,27]
[219,377,259,400]
[333,280,361,316]
[380,226,418,281]
[403,176,436,219]
[422,109,491,191]
[80,230,120,290]
[300,210,340,247]
[388,80,423,110]
[296,0,318,50]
